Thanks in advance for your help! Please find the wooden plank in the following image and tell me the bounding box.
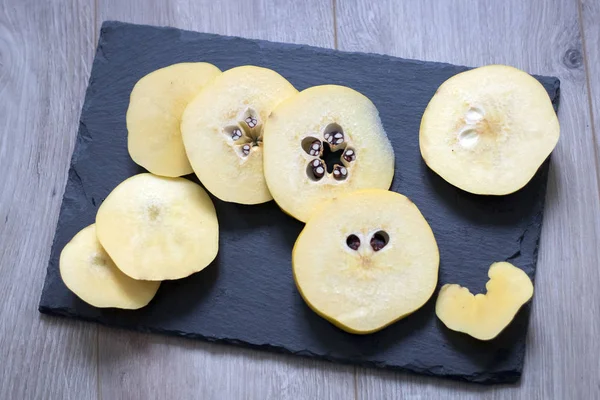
[0,1,98,399]
[580,0,600,170]
[95,1,356,399]
[336,0,600,398]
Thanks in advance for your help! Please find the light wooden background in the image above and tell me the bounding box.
[1,0,599,399]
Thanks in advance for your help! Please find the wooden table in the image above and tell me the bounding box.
[1,1,598,399]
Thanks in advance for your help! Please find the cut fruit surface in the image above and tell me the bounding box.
[181,66,298,204]
[127,62,221,177]
[293,189,439,334]
[263,85,395,222]
[96,173,219,280]
[420,64,559,195]
[60,224,160,309]
[435,262,534,341]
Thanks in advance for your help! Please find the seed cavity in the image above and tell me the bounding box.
[465,106,484,124]
[241,144,252,156]
[307,159,325,181]
[224,125,244,141]
[301,136,322,156]
[346,234,361,250]
[332,164,348,180]
[458,128,479,148]
[323,123,345,147]
[245,116,258,128]
[343,148,356,162]
[370,231,389,251]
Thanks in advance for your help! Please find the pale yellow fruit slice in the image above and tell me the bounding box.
[293,189,439,334]
[435,262,534,341]
[96,173,219,280]
[181,65,298,204]
[263,85,395,222]
[60,224,160,309]
[420,64,559,195]
[127,62,222,177]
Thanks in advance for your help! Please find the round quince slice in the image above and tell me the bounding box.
[263,85,395,222]
[96,173,219,280]
[181,66,298,204]
[293,189,439,334]
[419,65,559,195]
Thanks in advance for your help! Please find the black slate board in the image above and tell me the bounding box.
[39,21,560,384]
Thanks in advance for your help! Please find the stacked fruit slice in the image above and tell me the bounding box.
[61,173,219,308]
[61,63,223,309]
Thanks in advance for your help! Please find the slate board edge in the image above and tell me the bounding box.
[38,305,520,384]
[36,19,561,386]
[100,20,563,88]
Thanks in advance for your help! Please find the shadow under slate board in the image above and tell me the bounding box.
[39,21,560,384]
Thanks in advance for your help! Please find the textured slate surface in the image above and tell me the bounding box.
[39,21,560,384]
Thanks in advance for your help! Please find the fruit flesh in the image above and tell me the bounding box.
[96,173,219,281]
[263,85,395,222]
[293,189,439,334]
[60,224,160,309]
[419,64,559,195]
[181,66,298,204]
[435,262,534,340]
[127,62,221,177]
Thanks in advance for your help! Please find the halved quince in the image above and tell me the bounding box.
[127,62,221,177]
[263,85,394,222]
[181,66,298,204]
[293,189,439,334]
[60,224,160,309]
[420,65,559,195]
[435,262,534,340]
[96,173,219,280]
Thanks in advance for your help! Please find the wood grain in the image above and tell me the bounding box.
[336,0,600,398]
[0,1,98,399]
[94,1,355,400]
[580,0,600,172]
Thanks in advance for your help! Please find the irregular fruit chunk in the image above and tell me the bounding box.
[263,85,394,222]
[127,62,221,177]
[96,173,219,280]
[435,262,534,341]
[181,66,298,204]
[420,65,559,195]
[293,189,439,334]
[60,224,160,309]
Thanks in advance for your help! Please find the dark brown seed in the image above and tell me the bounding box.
[332,164,347,180]
[309,140,321,156]
[346,234,360,250]
[343,149,356,162]
[370,231,388,251]
[311,159,325,179]
[325,131,343,145]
